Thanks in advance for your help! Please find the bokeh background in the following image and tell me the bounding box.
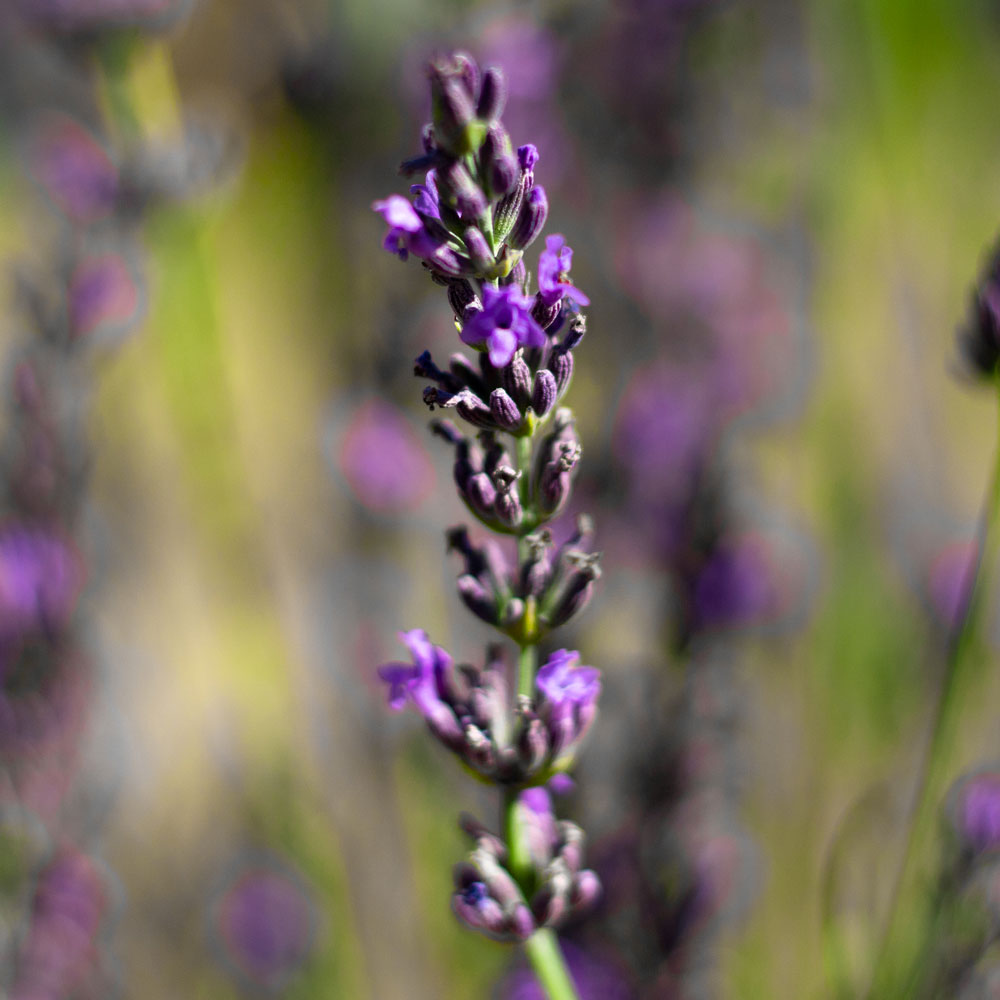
[3,0,1000,997]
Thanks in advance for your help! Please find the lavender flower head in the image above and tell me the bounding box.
[212,862,317,991]
[371,48,601,977]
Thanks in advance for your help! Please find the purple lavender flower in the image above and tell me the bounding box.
[956,773,1000,852]
[377,629,464,748]
[11,846,107,1000]
[69,253,141,341]
[537,235,590,309]
[0,526,82,644]
[536,649,601,764]
[29,115,119,225]
[460,285,546,368]
[693,537,774,628]
[536,649,601,713]
[338,400,434,513]
[213,862,316,991]
[372,195,441,262]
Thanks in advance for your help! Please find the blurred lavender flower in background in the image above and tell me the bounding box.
[210,856,317,993]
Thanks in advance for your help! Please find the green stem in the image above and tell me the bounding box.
[867,378,1000,997]
[518,640,537,700]
[523,929,580,1000]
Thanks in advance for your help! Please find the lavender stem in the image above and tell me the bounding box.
[523,928,580,1000]
[867,377,1000,996]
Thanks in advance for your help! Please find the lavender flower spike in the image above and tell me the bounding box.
[538,235,590,309]
[461,285,546,368]
[370,46,600,995]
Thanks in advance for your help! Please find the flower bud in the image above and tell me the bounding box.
[465,472,497,518]
[493,466,523,528]
[481,125,517,199]
[531,369,558,419]
[519,530,554,598]
[439,161,487,220]
[494,170,530,243]
[446,279,476,320]
[531,293,562,331]
[476,66,507,122]
[549,347,574,396]
[518,716,549,772]
[489,388,521,431]
[429,55,485,156]
[570,870,602,912]
[501,350,532,410]
[502,258,527,288]
[463,227,494,274]
[507,186,548,251]
[457,574,497,625]
[544,551,602,629]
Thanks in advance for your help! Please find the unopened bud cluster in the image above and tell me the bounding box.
[451,792,600,942]
[373,50,601,946]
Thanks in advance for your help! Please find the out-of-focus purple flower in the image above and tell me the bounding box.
[338,401,434,513]
[536,649,601,765]
[460,285,545,368]
[537,235,589,309]
[0,526,82,644]
[955,773,1000,852]
[29,115,118,225]
[213,862,316,991]
[499,939,634,1000]
[10,846,107,1000]
[372,194,442,262]
[536,649,600,711]
[928,540,976,630]
[693,537,774,628]
[69,253,141,341]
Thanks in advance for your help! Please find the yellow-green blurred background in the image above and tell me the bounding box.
[5,0,1000,997]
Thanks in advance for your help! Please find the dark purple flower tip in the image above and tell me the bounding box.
[460,285,546,368]
[536,649,601,710]
[518,144,540,171]
[461,880,489,906]
[538,234,590,308]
